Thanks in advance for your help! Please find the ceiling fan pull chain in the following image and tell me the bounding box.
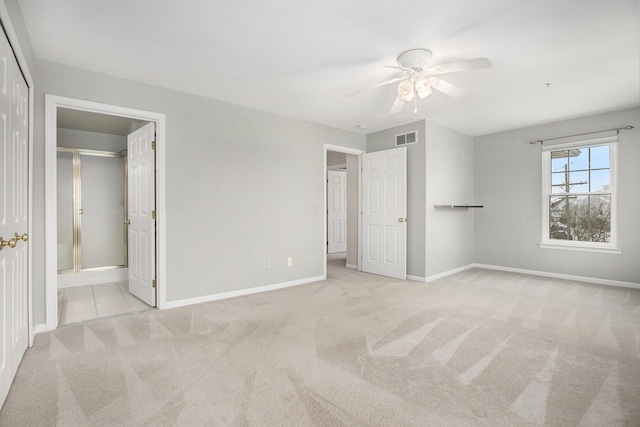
[414,95,418,114]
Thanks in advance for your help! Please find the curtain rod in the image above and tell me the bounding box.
[529,125,634,145]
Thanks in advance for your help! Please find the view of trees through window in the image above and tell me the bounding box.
[548,145,611,242]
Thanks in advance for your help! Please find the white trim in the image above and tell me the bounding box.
[472,263,640,289]
[540,137,618,252]
[419,262,640,289]
[346,263,358,270]
[407,275,426,282]
[163,276,325,309]
[45,95,167,331]
[424,264,475,283]
[323,144,365,280]
[0,2,36,346]
[33,324,47,336]
[57,268,128,288]
[538,242,621,254]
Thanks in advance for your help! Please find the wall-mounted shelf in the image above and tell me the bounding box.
[434,204,484,209]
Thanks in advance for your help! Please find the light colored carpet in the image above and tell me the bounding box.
[1,261,639,426]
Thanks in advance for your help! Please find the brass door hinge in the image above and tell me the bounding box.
[152,279,156,288]
[151,141,156,150]
[151,210,156,220]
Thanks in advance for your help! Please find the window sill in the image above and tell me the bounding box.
[538,242,622,254]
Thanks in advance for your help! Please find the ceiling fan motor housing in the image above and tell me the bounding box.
[397,48,433,72]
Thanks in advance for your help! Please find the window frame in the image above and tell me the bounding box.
[539,136,621,254]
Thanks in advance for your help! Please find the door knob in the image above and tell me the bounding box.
[124,220,130,225]
[399,217,407,223]
[0,236,17,250]
[14,232,28,242]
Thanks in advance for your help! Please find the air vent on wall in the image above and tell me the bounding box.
[396,130,417,147]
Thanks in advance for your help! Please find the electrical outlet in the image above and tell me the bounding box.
[287,257,292,266]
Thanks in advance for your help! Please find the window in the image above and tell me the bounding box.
[540,136,620,253]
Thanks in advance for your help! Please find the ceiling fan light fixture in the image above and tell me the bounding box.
[414,77,432,99]
[397,80,414,101]
[426,66,441,74]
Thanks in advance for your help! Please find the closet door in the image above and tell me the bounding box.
[0,28,29,407]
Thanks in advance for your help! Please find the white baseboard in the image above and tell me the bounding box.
[30,323,47,343]
[163,275,325,309]
[471,263,640,289]
[425,264,475,283]
[346,264,358,270]
[407,274,426,282]
[58,268,128,288]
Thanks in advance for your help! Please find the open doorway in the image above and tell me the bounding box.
[45,96,167,330]
[323,144,365,279]
[55,109,152,325]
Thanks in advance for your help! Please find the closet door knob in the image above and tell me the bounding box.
[0,236,11,250]
[0,236,17,249]
[14,233,28,242]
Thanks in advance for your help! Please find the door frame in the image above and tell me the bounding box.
[0,3,35,345]
[323,144,365,279]
[44,95,167,330]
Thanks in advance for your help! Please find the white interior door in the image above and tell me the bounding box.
[0,31,29,406]
[361,147,407,279]
[327,170,347,253]
[127,123,156,306]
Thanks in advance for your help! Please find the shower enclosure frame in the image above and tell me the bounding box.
[57,146,128,274]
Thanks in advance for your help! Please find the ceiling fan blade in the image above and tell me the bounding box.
[389,95,405,113]
[345,76,408,97]
[383,64,414,73]
[430,78,469,99]
[428,58,491,75]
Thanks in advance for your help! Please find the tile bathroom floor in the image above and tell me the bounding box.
[57,281,153,326]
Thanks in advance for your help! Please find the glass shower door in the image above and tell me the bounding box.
[56,151,74,272]
[79,154,127,270]
[57,148,127,273]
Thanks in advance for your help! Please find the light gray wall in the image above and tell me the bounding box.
[346,153,358,267]
[57,128,127,152]
[474,107,640,283]
[367,120,426,278]
[327,151,346,168]
[425,122,475,277]
[32,60,365,324]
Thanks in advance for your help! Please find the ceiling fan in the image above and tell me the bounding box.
[347,48,491,113]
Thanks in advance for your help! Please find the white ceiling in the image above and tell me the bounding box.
[18,0,639,136]
[58,108,145,135]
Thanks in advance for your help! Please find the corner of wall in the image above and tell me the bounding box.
[424,121,475,277]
